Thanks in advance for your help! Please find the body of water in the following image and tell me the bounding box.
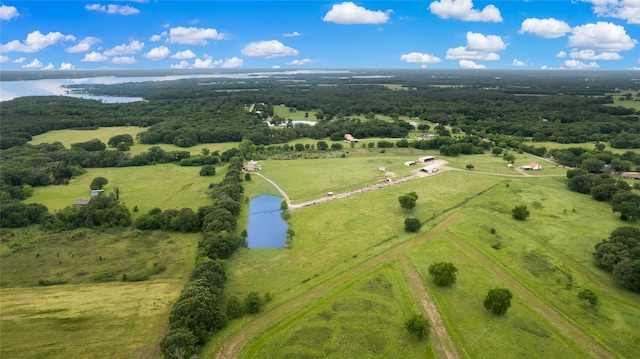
[246,194,288,249]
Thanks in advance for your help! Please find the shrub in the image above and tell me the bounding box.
[404,217,421,232]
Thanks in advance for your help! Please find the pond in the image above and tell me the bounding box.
[246,194,288,249]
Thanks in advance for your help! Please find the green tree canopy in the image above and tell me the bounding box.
[90,176,108,190]
[484,288,513,315]
[404,314,430,340]
[399,191,419,210]
[428,262,458,286]
[511,205,530,220]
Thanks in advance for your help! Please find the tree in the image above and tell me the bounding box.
[199,165,216,176]
[90,176,108,190]
[159,328,198,359]
[244,291,262,314]
[404,217,421,232]
[581,157,604,173]
[492,147,503,156]
[316,141,328,150]
[512,205,530,220]
[399,192,418,210]
[404,314,430,340]
[466,164,474,170]
[428,262,458,286]
[484,288,513,315]
[244,172,251,181]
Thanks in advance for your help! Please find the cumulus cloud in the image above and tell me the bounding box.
[60,62,75,70]
[0,5,20,20]
[400,52,442,65]
[171,56,243,69]
[112,56,137,64]
[519,18,571,38]
[570,49,622,60]
[150,33,164,42]
[22,58,45,68]
[568,22,637,52]
[0,30,75,53]
[143,45,171,60]
[168,26,226,45]
[511,59,528,67]
[582,0,640,24]
[430,0,502,22]
[562,59,600,69]
[66,37,101,53]
[283,31,302,37]
[12,57,26,64]
[286,58,314,65]
[241,40,299,58]
[0,55,8,63]
[104,40,144,56]
[323,2,391,24]
[171,49,197,60]
[85,4,140,15]
[81,51,109,62]
[445,32,505,61]
[556,51,568,58]
[459,59,486,69]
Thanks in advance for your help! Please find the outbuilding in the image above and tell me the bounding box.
[418,156,435,163]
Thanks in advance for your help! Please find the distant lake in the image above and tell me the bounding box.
[246,194,288,249]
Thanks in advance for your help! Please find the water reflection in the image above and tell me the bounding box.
[247,194,288,249]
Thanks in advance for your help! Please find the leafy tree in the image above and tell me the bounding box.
[244,291,262,314]
[428,262,458,286]
[484,288,513,315]
[316,141,328,150]
[577,289,598,308]
[226,295,244,319]
[611,191,640,221]
[199,165,216,176]
[581,157,604,173]
[107,134,134,148]
[511,205,530,220]
[611,258,640,292]
[404,314,430,340]
[466,164,474,170]
[159,327,198,359]
[492,147,503,156]
[116,142,130,151]
[404,217,421,232]
[398,191,419,210]
[90,176,108,190]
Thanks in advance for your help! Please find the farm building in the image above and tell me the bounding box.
[344,133,359,142]
[91,189,104,196]
[418,156,435,163]
[622,172,640,180]
[404,161,417,166]
[420,164,439,174]
[245,160,261,171]
[521,162,542,171]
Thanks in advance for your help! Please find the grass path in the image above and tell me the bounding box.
[215,213,463,358]
[399,257,460,359]
[447,233,615,359]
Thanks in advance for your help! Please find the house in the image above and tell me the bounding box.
[90,189,104,196]
[344,133,359,142]
[245,160,261,171]
[622,172,640,180]
[522,162,542,171]
[418,156,435,163]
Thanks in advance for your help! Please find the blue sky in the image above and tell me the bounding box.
[1,1,639,70]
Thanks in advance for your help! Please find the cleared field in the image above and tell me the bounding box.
[272,105,319,121]
[24,163,221,217]
[522,141,638,155]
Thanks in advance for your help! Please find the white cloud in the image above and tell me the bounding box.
[430,0,502,22]
[171,49,197,60]
[22,59,44,68]
[81,51,109,62]
[85,4,140,16]
[562,59,600,69]
[0,55,8,63]
[286,58,314,65]
[241,40,299,58]
[556,51,568,58]
[512,59,528,67]
[459,59,486,69]
[272,65,281,69]
[170,56,243,69]
[0,5,20,20]
[323,2,391,24]
[150,34,163,42]
[60,62,75,70]
[168,26,226,45]
[12,57,26,64]
[570,49,623,60]
[400,52,442,65]
[582,0,640,24]
[283,31,302,37]
[0,30,75,53]
[104,40,144,56]
[66,37,101,53]
[519,18,571,38]
[445,32,504,61]
[143,45,171,60]
[43,63,54,70]
[112,56,137,64]
[569,22,637,52]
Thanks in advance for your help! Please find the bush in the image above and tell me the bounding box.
[484,288,513,315]
[199,165,216,176]
[577,289,598,308]
[428,262,458,286]
[404,314,430,340]
[512,205,530,220]
[404,217,421,232]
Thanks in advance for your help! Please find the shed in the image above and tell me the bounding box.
[622,172,640,180]
[91,189,104,196]
[420,164,440,174]
[418,156,435,163]
[404,161,417,166]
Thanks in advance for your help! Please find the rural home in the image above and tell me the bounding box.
[521,162,542,171]
[344,133,359,142]
[418,156,435,163]
[245,160,261,171]
[622,172,640,180]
